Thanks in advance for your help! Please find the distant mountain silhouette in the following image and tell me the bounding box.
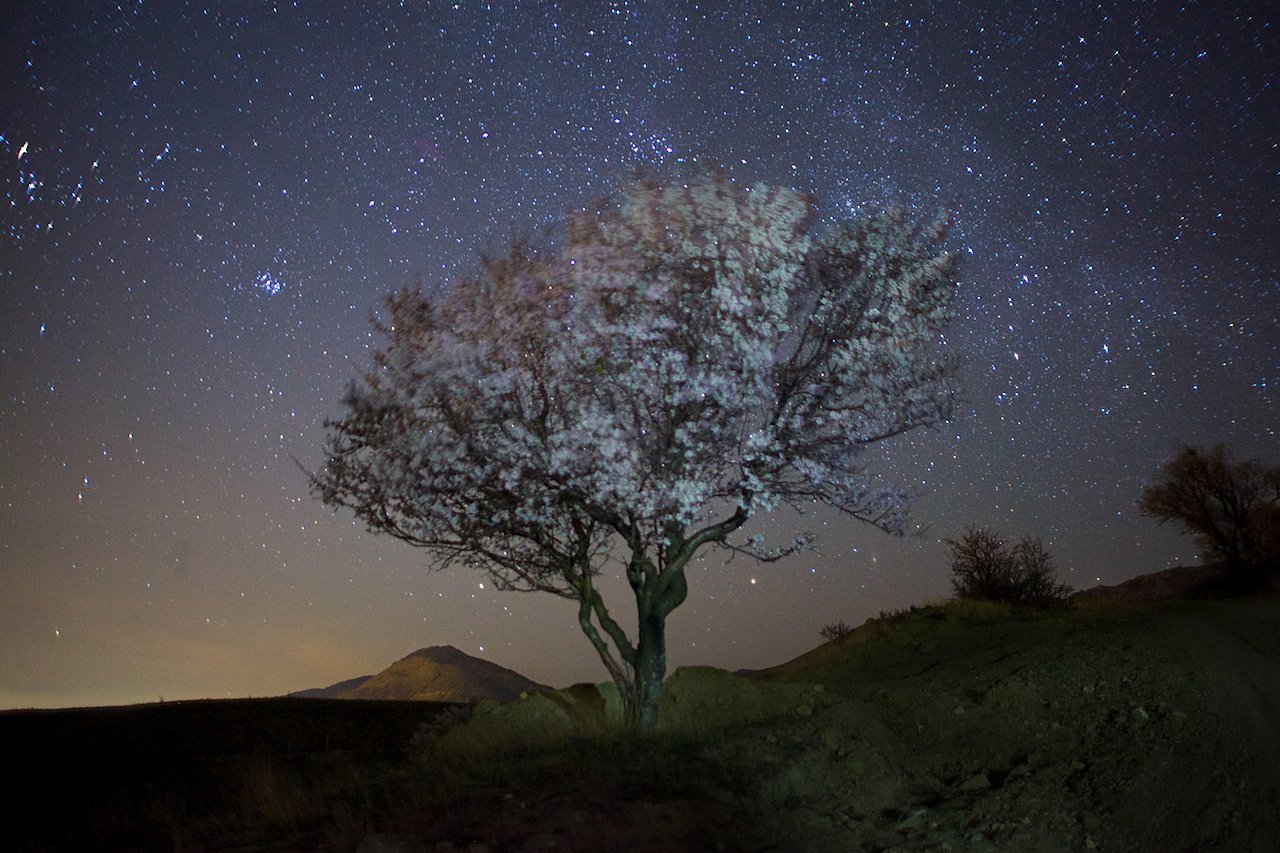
[296,646,546,702]
[1072,562,1230,603]
[291,675,374,699]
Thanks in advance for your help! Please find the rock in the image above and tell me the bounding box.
[894,808,930,832]
[958,773,991,791]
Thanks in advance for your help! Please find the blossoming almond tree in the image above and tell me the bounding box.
[312,173,960,728]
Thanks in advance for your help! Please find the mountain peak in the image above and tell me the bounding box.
[404,645,471,664]
[304,644,547,703]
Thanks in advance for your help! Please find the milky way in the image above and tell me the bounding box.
[1,2,1275,708]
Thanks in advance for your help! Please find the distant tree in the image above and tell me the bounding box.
[312,171,960,729]
[948,527,1072,607]
[947,527,1009,602]
[1138,444,1280,578]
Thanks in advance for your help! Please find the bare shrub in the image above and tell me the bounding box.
[948,528,1072,608]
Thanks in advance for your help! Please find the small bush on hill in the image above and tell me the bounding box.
[947,527,1072,607]
[819,621,854,642]
[877,604,922,621]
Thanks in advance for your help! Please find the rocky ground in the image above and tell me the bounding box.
[376,585,1280,852]
[745,595,1280,851]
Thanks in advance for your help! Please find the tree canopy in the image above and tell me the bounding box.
[313,172,960,727]
[1139,444,1280,579]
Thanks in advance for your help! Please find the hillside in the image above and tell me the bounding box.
[737,595,1280,850]
[406,590,1280,851]
[291,674,374,699]
[6,577,1280,850]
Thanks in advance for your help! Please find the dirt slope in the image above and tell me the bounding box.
[739,596,1280,851]
[404,594,1280,852]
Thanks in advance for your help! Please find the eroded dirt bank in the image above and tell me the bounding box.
[742,596,1280,851]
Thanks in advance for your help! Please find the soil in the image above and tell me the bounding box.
[745,595,1280,851]
[392,585,1280,852]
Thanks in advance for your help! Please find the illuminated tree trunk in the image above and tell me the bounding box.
[627,604,667,730]
[572,561,684,730]
[625,559,688,729]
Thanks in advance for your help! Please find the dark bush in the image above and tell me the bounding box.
[819,621,854,642]
[947,527,1072,607]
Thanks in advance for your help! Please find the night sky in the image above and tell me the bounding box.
[2,2,1275,710]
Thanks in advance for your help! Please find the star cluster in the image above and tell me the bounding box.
[1,2,1274,708]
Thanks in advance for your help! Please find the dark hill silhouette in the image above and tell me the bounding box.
[1071,562,1230,603]
[301,646,545,703]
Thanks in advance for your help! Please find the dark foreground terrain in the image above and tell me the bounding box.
[2,698,452,850]
[6,587,1280,851]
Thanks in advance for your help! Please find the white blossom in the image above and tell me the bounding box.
[313,172,960,727]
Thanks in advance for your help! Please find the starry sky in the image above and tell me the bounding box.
[1,2,1275,710]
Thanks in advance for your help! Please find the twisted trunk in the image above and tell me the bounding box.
[627,601,667,729]
[574,560,689,730]
[574,514,735,730]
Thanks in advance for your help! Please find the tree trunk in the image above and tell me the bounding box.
[625,601,667,730]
